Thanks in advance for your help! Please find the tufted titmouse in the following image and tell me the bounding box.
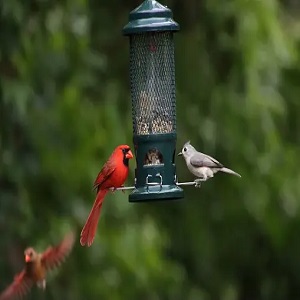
[178,141,241,187]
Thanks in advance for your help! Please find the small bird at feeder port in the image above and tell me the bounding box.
[144,148,163,165]
[178,141,241,188]
[0,232,75,300]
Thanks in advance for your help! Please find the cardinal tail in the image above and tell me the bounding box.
[221,167,241,177]
[80,189,108,247]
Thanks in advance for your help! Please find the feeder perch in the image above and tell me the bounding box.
[123,0,184,202]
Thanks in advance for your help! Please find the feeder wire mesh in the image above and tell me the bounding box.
[130,32,176,135]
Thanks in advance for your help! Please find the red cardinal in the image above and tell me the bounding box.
[0,232,75,300]
[80,144,133,247]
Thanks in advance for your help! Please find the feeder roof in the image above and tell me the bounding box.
[123,0,179,36]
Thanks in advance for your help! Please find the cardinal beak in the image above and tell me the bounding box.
[177,152,182,156]
[25,255,31,262]
[125,150,133,159]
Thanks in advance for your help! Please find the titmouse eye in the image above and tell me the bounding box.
[183,147,187,152]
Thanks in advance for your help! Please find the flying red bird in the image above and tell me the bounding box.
[0,232,75,300]
[80,144,133,247]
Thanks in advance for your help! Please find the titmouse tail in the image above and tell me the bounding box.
[220,167,241,177]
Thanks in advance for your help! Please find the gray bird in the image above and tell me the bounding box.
[178,141,241,187]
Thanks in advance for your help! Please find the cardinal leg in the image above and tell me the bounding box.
[120,185,125,194]
[111,185,125,194]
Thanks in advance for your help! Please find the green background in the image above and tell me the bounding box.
[1,0,300,299]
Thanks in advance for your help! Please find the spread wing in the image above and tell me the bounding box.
[93,159,116,191]
[0,270,33,300]
[41,232,75,272]
[190,153,223,169]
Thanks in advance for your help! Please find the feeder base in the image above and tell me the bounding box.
[129,185,184,202]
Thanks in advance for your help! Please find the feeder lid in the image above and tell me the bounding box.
[123,0,179,36]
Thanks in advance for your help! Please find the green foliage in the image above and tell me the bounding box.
[1,0,300,299]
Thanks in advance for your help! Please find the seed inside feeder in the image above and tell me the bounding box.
[136,90,174,135]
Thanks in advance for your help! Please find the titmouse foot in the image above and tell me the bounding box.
[194,179,203,188]
[195,182,201,188]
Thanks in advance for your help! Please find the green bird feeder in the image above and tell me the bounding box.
[123,0,184,202]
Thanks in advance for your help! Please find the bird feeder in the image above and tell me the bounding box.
[123,0,184,202]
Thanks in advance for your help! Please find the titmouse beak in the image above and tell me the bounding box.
[177,152,182,156]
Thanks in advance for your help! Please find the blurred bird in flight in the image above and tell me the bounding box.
[0,231,75,300]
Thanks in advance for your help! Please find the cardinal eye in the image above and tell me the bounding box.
[183,147,187,152]
[122,148,128,154]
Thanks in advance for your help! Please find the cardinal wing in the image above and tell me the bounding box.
[0,270,33,300]
[93,159,116,191]
[41,232,75,272]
